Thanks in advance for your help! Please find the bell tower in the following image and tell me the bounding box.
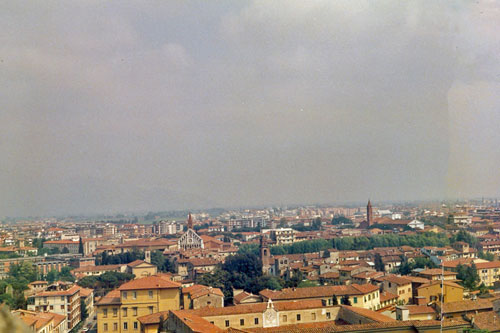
[367,200,373,226]
[260,235,271,274]
[187,213,193,230]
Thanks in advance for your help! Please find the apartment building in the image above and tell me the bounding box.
[96,275,181,333]
[476,261,500,286]
[380,275,412,305]
[12,310,67,333]
[27,285,81,331]
[417,281,464,304]
[259,284,381,310]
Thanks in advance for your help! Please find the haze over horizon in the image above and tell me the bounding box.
[1,1,499,217]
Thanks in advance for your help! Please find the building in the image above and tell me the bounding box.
[475,261,500,287]
[177,214,204,251]
[407,219,425,230]
[380,275,412,305]
[12,310,67,333]
[416,281,464,304]
[367,200,373,227]
[417,268,457,281]
[43,240,80,254]
[181,284,224,309]
[395,305,436,321]
[264,228,296,245]
[436,298,498,319]
[27,285,81,331]
[96,275,181,333]
[259,284,381,310]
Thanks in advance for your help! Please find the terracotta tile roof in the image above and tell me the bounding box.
[402,276,430,284]
[404,305,436,315]
[439,297,498,314]
[43,240,78,244]
[138,310,223,332]
[79,287,94,297]
[96,289,121,305]
[244,319,469,332]
[118,275,181,291]
[417,280,463,290]
[190,299,331,317]
[379,291,398,302]
[419,269,457,276]
[13,310,66,330]
[475,261,500,269]
[467,310,500,331]
[379,275,411,286]
[318,272,340,279]
[177,258,219,266]
[72,264,122,273]
[259,284,378,301]
[233,291,261,304]
[127,259,154,267]
[182,284,224,299]
[34,285,80,297]
[341,305,395,322]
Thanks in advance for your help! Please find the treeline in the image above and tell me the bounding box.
[77,271,135,296]
[96,249,144,265]
[266,232,452,255]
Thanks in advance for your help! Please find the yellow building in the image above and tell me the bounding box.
[475,261,500,287]
[381,275,412,305]
[417,281,464,304]
[96,275,181,333]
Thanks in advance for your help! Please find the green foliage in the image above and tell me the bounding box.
[81,299,88,320]
[78,238,84,255]
[150,250,175,273]
[456,263,480,290]
[297,280,319,288]
[77,271,135,296]
[61,247,70,254]
[237,243,260,257]
[292,218,323,232]
[341,295,351,305]
[451,230,478,248]
[331,216,353,225]
[271,239,331,255]
[478,251,495,261]
[397,256,436,275]
[97,248,144,265]
[374,253,385,272]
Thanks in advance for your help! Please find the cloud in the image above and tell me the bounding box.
[0,0,498,216]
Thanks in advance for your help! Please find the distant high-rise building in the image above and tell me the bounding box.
[367,200,373,226]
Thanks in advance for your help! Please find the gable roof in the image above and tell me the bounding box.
[119,275,181,291]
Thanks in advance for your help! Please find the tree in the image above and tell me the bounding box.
[374,253,385,272]
[61,247,69,254]
[341,295,351,305]
[78,238,84,255]
[46,269,58,283]
[58,267,75,282]
[81,299,88,321]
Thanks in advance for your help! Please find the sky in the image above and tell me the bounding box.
[0,1,499,217]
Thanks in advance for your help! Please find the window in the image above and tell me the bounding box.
[113,308,118,317]
[297,314,301,321]
[133,322,138,330]
[210,321,214,324]
[104,323,108,331]
[49,305,53,310]
[113,323,118,331]
[103,309,108,318]
[408,288,411,292]
[283,315,287,322]
[312,313,316,320]
[124,322,128,330]
[148,306,154,314]
[254,318,259,324]
[240,319,245,326]
[368,295,371,300]
[132,291,137,299]
[123,308,127,317]
[149,290,153,298]
[61,296,64,301]
[60,305,64,310]
[326,312,331,319]
[133,307,138,316]
[123,292,127,299]
[225,320,230,327]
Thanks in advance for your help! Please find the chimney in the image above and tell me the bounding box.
[145,250,151,263]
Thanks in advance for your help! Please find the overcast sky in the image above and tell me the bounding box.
[1,1,499,217]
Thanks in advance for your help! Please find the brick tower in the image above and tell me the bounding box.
[367,200,373,226]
